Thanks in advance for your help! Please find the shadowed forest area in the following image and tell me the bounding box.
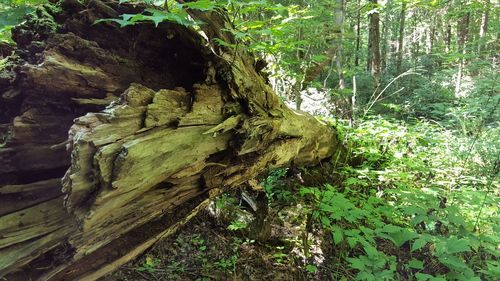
[0,0,498,280]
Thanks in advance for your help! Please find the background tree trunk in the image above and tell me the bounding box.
[355,0,361,67]
[334,0,345,90]
[396,1,406,74]
[411,10,419,63]
[455,10,470,96]
[368,0,381,92]
[0,1,347,280]
[295,26,306,110]
[380,0,392,72]
[429,15,436,54]
[477,0,489,55]
[445,23,452,53]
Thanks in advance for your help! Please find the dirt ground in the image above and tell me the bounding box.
[100,195,331,281]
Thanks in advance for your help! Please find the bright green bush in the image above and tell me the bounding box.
[136,111,498,278]
[284,116,499,280]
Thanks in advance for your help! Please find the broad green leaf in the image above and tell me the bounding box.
[411,214,428,226]
[320,216,331,227]
[445,237,470,254]
[415,273,433,281]
[363,245,379,257]
[381,224,401,234]
[408,259,424,269]
[312,54,327,63]
[331,225,343,245]
[183,0,216,11]
[357,271,375,281]
[94,18,136,27]
[345,177,361,186]
[347,257,365,271]
[347,237,358,248]
[143,8,194,27]
[241,20,265,29]
[213,38,236,48]
[305,264,317,273]
[412,237,429,252]
[385,228,418,247]
[438,255,469,271]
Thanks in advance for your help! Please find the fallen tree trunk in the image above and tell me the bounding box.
[0,0,347,279]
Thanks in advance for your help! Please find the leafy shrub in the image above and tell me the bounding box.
[291,117,499,280]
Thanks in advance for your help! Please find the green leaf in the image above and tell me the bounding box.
[145,256,155,267]
[412,237,429,252]
[312,54,327,63]
[389,229,419,247]
[331,225,344,245]
[480,260,500,278]
[241,20,265,29]
[429,277,446,281]
[182,0,216,11]
[357,271,375,281]
[345,177,361,186]
[143,8,192,27]
[347,257,365,271]
[438,255,469,271]
[347,237,358,248]
[320,216,331,227]
[363,245,379,257]
[408,259,424,269]
[411,214,428,226]
[445,237,470,254]
[227,220,247,231]
[94,18,137,27]
[213,38,237,48]
[381,224,401,233]
[415,273,433,281]
[305,264,317,273]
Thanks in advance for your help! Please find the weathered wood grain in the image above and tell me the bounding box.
[0,179,62,216]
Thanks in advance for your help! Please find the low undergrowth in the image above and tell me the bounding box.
[274,116,499,280]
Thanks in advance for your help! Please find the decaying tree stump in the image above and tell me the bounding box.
[0,0,347,279]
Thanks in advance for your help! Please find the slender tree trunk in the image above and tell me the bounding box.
[429,15,436,54]
[352,75,357,124]
[455,11,470,96]
[336,52,345,89]
[295,27,305,110]
[412,10,420,63]
[381,0,391,72]
[478,1,490,55]
[355,0,361,67]
[335,0,345,90]
[396,1,406,74]
[335,0,350,121]
[367,20,372,73]
[368,0,381,91]
[445,23,452,53]
[0,1,348,279]
[435,10,444,54]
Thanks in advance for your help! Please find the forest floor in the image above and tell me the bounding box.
[103,216,303,281]
[102,186,334,281]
